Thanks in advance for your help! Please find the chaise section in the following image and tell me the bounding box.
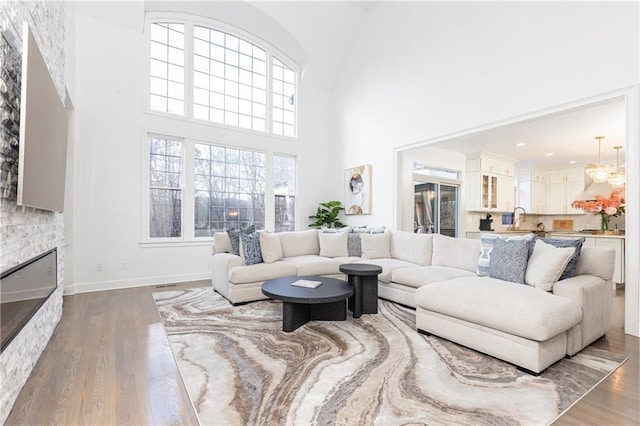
[415,276,583,373]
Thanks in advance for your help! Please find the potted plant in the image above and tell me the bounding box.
[308,201,346,228]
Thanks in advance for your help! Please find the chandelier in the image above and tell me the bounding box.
[607,146,625,188]
[584,136,614,183]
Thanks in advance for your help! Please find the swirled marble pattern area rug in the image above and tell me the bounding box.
[153,287,626,426]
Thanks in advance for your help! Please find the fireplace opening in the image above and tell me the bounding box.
[1,248,58,352]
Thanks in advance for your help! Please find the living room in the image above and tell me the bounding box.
[1,1,639,424]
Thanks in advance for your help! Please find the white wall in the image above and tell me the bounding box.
[332,1,639,335]
[334,1,638,226]
[68,3,341,293]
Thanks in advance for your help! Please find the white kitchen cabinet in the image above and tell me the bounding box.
[547,166,586,214]
[549,233,625,285]
[518,168,548,214]
[466,153,515,212]
[497,175,515,212]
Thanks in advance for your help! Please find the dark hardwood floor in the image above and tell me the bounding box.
[5,283,639,425]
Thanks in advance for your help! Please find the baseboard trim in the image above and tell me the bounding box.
[66,272,211,294]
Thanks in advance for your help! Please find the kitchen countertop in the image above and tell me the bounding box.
[548,231,625,239]
[466,230,625,239]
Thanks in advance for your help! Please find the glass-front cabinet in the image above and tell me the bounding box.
[467,153,515,212]
[481,174,498,210]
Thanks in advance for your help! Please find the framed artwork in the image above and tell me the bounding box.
[345,164,371,215]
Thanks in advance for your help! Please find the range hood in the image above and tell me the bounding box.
[575,181,614,201]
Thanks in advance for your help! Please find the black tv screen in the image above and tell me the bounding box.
[1,248,58,352]
[17,22,68,212]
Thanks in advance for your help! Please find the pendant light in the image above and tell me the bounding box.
[584,136,614,183]
[607,146,625,188]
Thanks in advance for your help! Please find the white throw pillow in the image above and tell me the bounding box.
[213,232,233,254]
[318,231,348,257]
[360,232,391,259]
[525,239,575,291]
[278,229,320,257]
[260,232,283,264]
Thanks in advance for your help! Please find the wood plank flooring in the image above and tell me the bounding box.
[5,283,639,425]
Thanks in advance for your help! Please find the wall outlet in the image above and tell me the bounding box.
[97,263,103,272]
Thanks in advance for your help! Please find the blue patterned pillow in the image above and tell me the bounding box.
[488,238,531,284]
[478,233,533,276]
[240,232,263,265]
[227,225,255,255]
[530,236,585,280]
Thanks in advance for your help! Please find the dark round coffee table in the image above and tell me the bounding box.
[262,276,353,332]
[339,263,383,318]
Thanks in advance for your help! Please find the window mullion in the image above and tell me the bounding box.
[183,139,195,240]
[266,51,273,134]
[184,20,194,119]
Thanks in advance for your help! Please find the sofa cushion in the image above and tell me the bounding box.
[525,239,575,291]
[278,229,320,257]
[228,261,297,284]
[213,232,233,254]
[432,234,480,273]
[392,266,476,289]
[488,238,531,284]
[415,277,582,342]
[240,232,263,265]
[260,232,283,264]
[318,231,348,257]
[353,258,416,283]
[531,236,585,280]
[390,231,433,266]
[360,232,391,259]
[574,246,615,281]
[477,233,533,276]
[227,225,255,255]
[281,255,342,276]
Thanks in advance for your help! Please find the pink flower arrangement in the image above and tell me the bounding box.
[571,189,625,231]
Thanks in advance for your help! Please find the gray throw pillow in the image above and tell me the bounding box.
[489,238,531,284]
[240,231,263,265]
[227,224,255,255]
[530,236,585,280]
[347,234,362,257]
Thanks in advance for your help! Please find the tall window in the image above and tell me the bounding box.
[148,19,297,137]
[274,154,296,232]
[149,137,183,238]
[149,23,185,115]
[194,144,266,236]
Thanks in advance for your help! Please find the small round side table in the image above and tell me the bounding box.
[339,263,383,318]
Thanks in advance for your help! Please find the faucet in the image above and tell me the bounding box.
[512,207,526,230]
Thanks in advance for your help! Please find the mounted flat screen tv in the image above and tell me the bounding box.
[17,22,68,212]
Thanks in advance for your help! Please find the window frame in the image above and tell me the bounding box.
[143,133,186,243]
[144,13,299,139]
[142,133,299,244]
[273,153,297,232]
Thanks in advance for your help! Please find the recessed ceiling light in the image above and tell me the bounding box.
[569,160,577,164]
[545,152,554,156]
[515,143,525,147]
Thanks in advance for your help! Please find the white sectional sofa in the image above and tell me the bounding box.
[211,229,613,374]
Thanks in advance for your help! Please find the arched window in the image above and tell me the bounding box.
[148,19,297,138]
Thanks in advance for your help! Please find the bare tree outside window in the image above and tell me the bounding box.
[149,137,183,238]
[274,154,296,232]
[194,144,266,236]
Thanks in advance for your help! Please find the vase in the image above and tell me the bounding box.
[600,214,611,232]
